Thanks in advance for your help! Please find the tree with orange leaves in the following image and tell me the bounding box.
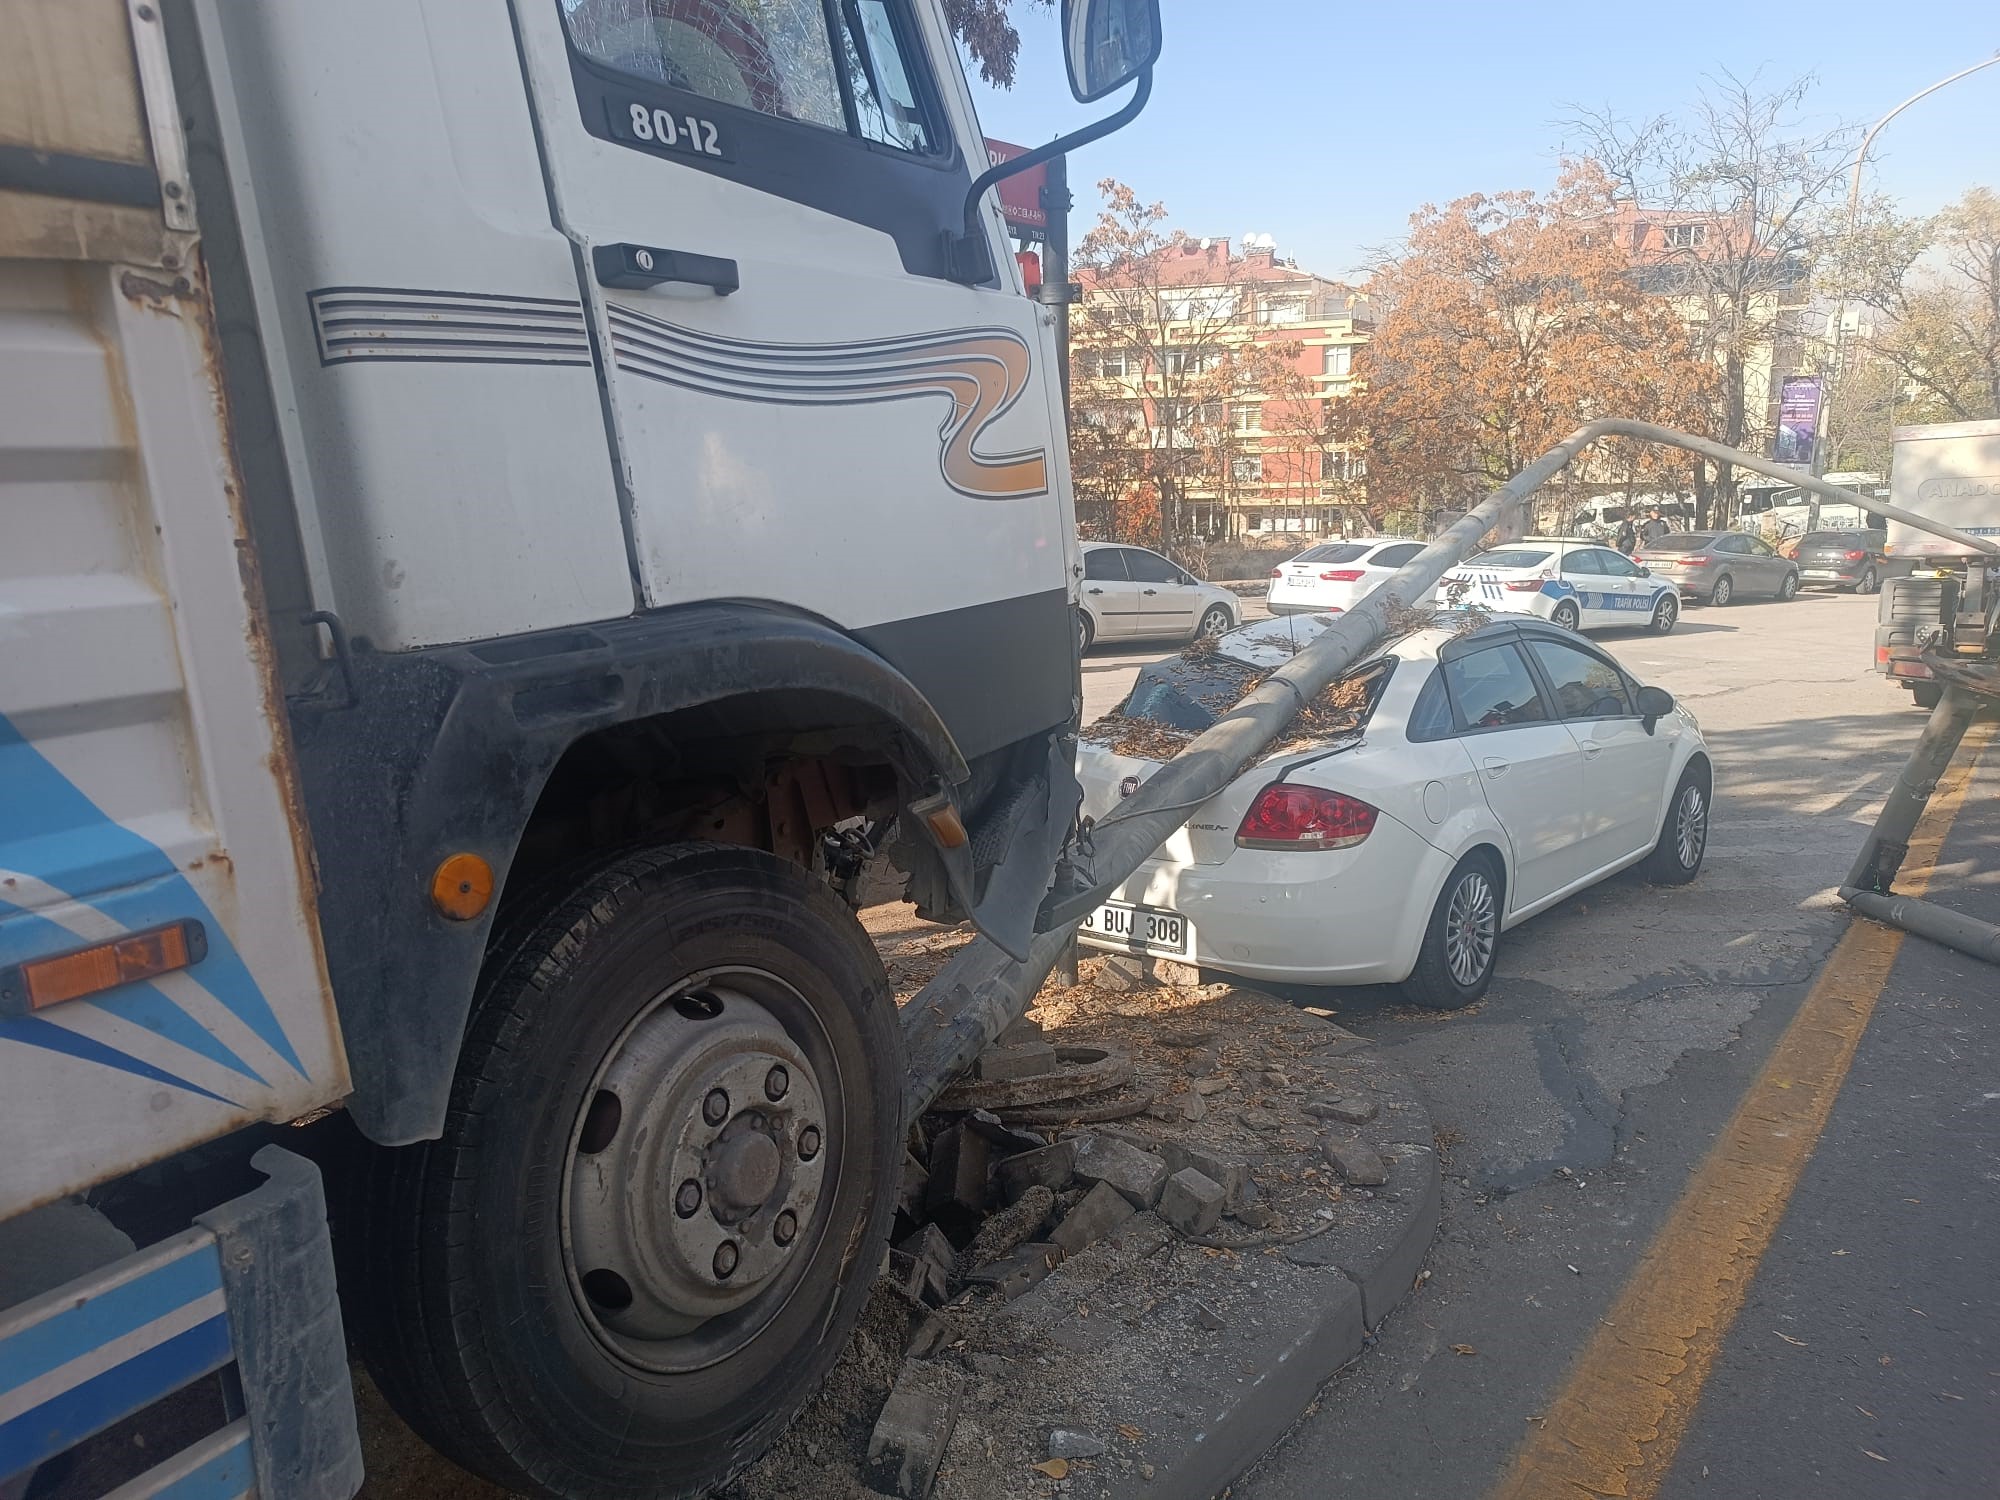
[1356,164,1716,529]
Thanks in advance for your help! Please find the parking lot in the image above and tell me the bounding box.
[1075,587,1986,1499]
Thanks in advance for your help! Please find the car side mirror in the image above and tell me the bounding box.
[1636,565,1651,577]
[1063,0,1163,102]
[1635,684,1674,733]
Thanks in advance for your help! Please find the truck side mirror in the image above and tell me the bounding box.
[1635,685,1674,733]
[1063,0,1162,102]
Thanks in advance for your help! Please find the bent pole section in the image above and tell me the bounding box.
[901,421,2000,1119]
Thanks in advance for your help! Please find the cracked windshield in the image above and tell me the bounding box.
[1,3,1993,1500]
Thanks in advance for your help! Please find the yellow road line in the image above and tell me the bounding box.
[1491,720,1997,1500]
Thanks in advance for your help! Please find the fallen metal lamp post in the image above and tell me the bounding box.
[1839,656,2000,968]
[901,421,2000,1119]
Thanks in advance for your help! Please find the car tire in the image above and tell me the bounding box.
[1648,591,1679,634]
[1401,851,1503,1011]
[1196,605,1232,640]
[1551,599,1581,631]
[339,843,901,1500]
[1708,574,1734,607]
[1077,609,1096,653]
[1911,682,1943,710]
[1777,571,1799,601]
[1642,761,1710,885]
[1855,567,1879,595]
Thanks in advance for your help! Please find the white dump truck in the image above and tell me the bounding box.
[1873,420,2000,708]
[0,2,1162,1495]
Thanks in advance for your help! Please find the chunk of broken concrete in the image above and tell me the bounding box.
[866,1361,962,1499]
[957,1185,1055,1275]
[1158,1167,1225,1237]
[1160,1141,1253,1212]
[1048,1179,1135,1256]
[964,1241,1063,1300]
[1070,1132,1168,1209]
[1048,1429,1108,1460]
[996,1139,1075,1202]
[1322,1137,1388,1186]
[1305,1096,1379,1125]
[925,1123,990,1223]
[976,1042,1058,1081]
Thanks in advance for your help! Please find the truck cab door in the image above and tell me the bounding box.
[509,0,1076,762]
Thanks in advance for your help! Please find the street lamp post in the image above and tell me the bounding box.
[1820,50,2000,476]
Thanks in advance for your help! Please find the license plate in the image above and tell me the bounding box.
[1802,568,1838,578]
[1079,901,1193,959]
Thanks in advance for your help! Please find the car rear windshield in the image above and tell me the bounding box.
[1291,543,1371,565]
[1119,639,1393,736]
[1802,531,1874,546]
[1643,534,1713,553]
[1465,548,1551,569]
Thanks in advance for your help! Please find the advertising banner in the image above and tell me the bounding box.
[985,138,1048,240]
[1773,375,1824,467]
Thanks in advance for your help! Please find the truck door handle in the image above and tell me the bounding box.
[593,243,739,295]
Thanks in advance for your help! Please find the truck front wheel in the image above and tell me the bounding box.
[346,843,901,1500]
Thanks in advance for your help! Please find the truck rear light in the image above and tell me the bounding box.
[1876,645,1891,666]
[1887,659,1933,681]
[1235,784,1378,850]
[1319,568,1365,582]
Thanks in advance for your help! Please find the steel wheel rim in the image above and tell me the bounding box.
[1654,593,1677,631]
[1675,783,1708,869]
[558,968,839,1375]
[1444,871,1497,987]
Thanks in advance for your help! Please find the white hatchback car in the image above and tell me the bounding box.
[1441,538,1681,634]
[1078,542,1240,651]
[1267,537,1435,615]
[1076,615,1710,1008]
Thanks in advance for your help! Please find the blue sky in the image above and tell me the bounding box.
[969,1,1999,281]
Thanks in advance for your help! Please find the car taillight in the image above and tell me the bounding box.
[1271,567,1283,578]
[1319,568,1365,582]
[1503,577,1545,591]
[1235,784,1378,850]
[1682,555,1714,566]
[1844,549,1867,561]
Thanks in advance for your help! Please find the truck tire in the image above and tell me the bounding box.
[1911,682,1943,710]
[343,843,901,1500]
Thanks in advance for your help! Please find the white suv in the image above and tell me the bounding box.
[1078,543,1240,650]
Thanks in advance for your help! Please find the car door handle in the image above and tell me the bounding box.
[1142,589,1158,596]
[1481,757,1510,778]
[593,243,740,295]
[1087,587,1104,595]
[1581,743,1602,760]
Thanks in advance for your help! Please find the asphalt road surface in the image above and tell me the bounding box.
[1124,588,1998,1500]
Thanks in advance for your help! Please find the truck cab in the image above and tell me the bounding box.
[0,1,1163,1494]
[1873,421,2000,707]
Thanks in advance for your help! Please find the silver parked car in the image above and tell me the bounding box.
[1634,531,1801,607]
[1078,542,1240,650]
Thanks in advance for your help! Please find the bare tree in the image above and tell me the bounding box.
[1566,73,1855,522]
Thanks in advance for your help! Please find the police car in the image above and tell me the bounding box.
[1440,537,1681,634]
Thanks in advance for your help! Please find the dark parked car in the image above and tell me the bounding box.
[1633,531,1800,606]
[1792,528,1887,593]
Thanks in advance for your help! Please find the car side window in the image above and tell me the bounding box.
[1711,535,1745,554]
[1406,668,1455,742]
[1746,537,1775,557]
[1124,550,1182,585]
[1562,548,1610,575]
[1443,646,1549,730]
[1525,639,1633,720]
[1083,549,1128,582]
[1372,543,1424,568]
[1597,551,1641,577]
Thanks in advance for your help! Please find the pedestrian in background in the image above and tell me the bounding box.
[1639,507,1670,545]
[1615,515,1637,554]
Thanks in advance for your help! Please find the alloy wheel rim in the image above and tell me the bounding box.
[1675,784,1708,869]
[560,970,834,1374]
[1201,609,1228,638]
[1444,871,1497,987]
[1555,603,1578,630]
[1714,578,1731,605]
[1655,594,1677,630]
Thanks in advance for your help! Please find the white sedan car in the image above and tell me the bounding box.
[1078,542,1240,651]
[1440,538,1681,634]
[1267,537,1434,615]
[1076,615,1710,1008]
